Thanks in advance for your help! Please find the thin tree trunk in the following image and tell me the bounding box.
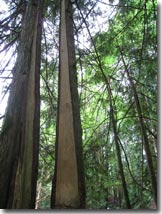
[0,0,43,208]
[119,47,157,206]
[35,165,45,209]
[80,27,131,207]
[73,11,131,207]
[51,0,85,209]
[106,79,131,209]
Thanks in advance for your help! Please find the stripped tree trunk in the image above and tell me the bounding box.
[51,0,85,209]
[0,0,43,208]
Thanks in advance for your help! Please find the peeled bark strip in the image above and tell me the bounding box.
[51,0,85,209]
[0,0,43,208]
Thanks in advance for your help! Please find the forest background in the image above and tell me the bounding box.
[0,0,159,210]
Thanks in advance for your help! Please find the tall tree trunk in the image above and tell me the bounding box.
[75,14,131,207]
[119,47,157,206]
[51,0,85,209]
[0,0,43,208]
[106,79,131,209]
[93,49,131,208]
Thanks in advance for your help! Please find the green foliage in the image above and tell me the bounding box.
[76,0,157,209]
[0,0,157,209]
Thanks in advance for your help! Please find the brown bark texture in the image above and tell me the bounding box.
[0,0,43,208]
[51,0,85,209]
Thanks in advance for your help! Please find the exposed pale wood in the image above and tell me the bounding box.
[55,0,79,207]
[51,0,85,208]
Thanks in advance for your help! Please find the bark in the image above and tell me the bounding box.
[51,0,85,209]
[119,47,157,206]
[0,0,43,208]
